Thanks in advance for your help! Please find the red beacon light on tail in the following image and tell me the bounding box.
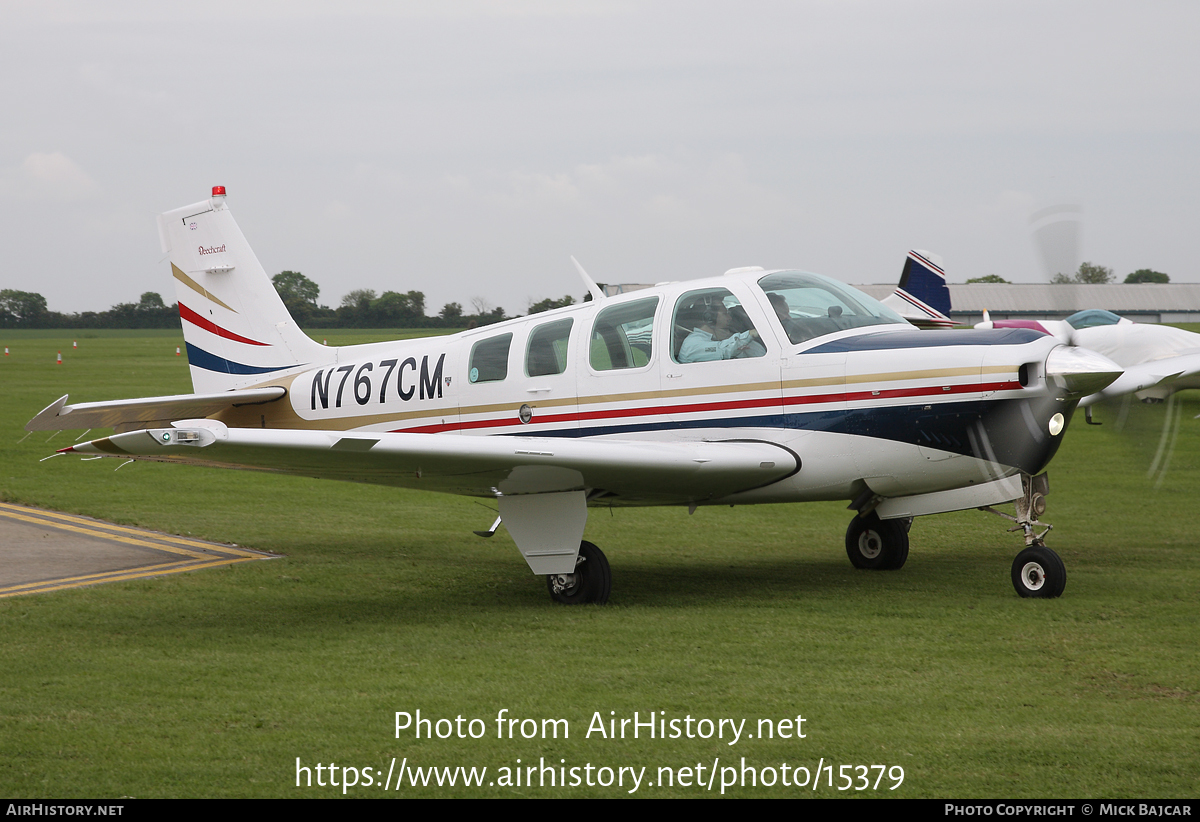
[212,185,226,197]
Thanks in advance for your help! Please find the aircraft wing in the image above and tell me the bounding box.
[25,388,287,432]
[1080,352,1200,406]
[59,422,799,504]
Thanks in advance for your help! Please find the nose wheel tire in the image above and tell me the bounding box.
[1011,544,1066,598]
[845,512,909,570]
[547,541,612,605]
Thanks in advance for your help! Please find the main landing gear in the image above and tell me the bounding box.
[547,541,612,605]
[845,511,909,570]
[984,473,1067,599]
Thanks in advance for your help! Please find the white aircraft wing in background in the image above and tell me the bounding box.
[976,309,1200,406]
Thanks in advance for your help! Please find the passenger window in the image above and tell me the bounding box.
[590,297,658,371]
[672,288,766,363]
[526,319,573,377]
[468,333,512,383]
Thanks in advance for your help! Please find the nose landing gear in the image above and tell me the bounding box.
[983,473,1067,598]
[1011,544,1067,598]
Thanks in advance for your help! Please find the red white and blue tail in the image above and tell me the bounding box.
[882,250,956,329]
[157,187,328,393]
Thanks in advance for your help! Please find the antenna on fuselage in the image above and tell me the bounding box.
[571,256,605,302]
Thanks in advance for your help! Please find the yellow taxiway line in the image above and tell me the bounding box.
[0,502,277,598]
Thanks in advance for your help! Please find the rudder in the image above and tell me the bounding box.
[882,249,954,329]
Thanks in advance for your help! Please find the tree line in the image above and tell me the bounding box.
[8,261,1168,329]
[0,290,179,329]
[0,269,586,330]
[966,264,1171,284]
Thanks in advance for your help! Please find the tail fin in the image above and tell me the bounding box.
[881,249,955,329]
[157,187,327,393]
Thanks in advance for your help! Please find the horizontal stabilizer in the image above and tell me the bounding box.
[26,387,286,432]
[59,424,799,504]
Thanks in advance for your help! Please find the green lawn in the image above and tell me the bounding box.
[0,330,1196,798]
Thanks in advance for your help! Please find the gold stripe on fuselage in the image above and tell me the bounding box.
[238,364,1018,432]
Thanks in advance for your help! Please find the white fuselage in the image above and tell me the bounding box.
[216,271,1073,508]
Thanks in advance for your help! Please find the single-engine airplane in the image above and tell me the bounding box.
[28,187,1125,603]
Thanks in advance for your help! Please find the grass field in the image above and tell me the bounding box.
[1,329,1197,798]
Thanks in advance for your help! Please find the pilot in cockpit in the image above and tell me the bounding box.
[679,300,765,362]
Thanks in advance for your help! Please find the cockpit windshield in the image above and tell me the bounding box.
[757,271,908,345]
[1065,309,1123,330]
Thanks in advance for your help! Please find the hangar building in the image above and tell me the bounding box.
[855,283,1200,326]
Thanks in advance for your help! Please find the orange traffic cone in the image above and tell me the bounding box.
[56,351,62,364]
[175,347,181,356]
[72,340,77,349]
[4,347,8,356]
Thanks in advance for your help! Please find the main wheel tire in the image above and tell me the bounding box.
[845,512,909,570]
[547,541,612,605]
[1011,544,1066,598]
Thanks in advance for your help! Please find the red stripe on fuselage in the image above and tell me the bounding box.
[179,303,270,346]
[388,379,1024,434]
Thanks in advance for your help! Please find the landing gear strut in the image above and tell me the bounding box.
[845,511,909,570]
[547,541,612,605]
[983,473,1067,598]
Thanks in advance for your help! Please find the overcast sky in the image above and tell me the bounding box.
[3,1,1198,316]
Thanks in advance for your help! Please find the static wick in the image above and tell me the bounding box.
[74,429,92,442]
[16,432,31,444]
[38,453,63,462]
[82,456,104,462]
[45,430,61,442]
[114,459,135,472]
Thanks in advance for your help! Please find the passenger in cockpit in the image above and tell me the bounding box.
[767,292,802,340]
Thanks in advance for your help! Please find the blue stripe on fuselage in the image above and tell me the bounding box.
[516,395,1069,476]
[804,328,1045,354]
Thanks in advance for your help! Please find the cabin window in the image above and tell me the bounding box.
[757,271,906,344]
[590,297,658,371]
[526,318,573,377]
[672,288,767,363]
[468,333,512,383]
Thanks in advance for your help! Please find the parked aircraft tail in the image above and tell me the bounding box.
[157,187,328,393]
[882,250,955,329]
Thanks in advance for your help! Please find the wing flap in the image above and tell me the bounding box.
[25,388,287,432]
[61,423,799,503]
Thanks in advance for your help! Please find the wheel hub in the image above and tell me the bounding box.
[858,531,883,559]
[1020,561,1046,591]
[549,573,577,594]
